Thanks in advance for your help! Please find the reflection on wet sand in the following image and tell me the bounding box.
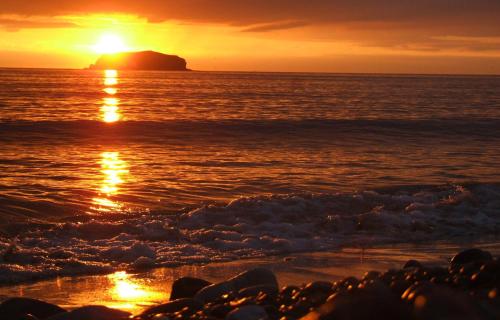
[106,271,164,311]
[92,151,129,212]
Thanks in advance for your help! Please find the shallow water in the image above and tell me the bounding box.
[0,69,499,282]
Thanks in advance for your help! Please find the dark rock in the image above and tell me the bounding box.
[170,277,212,300]
[14,314,40,320]
[390,279,412,296]
[238,285,279,298]
[231,268,278,291]
[208,303,233,318]
[225,305,269,320]
[410,284,483,320]
[194,281,235,304]
[362,271,380,281]
[140,298,203,317]
[230,297,256,309]
[195,268,278,303]
[404,260,422,269]
[262,305,280,319]
[46,305,130,320]
[337,276,359,290]
[280,285,300,296]
[278,285,301,306]
[0,298,66,319]
[451,249,493,266]
[302,280,409,320]
[149,314,171,319]
[88,51,189,71]
[295,282,334,308]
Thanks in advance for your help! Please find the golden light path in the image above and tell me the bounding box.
[102,97,121,123]
[92,151,129,212]
[92,69,129,212]
[101,69,121,123]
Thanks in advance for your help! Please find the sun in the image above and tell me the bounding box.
[93,34,128,54]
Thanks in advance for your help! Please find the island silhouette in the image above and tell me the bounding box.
[88,50,189,71]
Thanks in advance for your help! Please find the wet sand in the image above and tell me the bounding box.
[1,241,499,315]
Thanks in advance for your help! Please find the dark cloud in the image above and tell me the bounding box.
[0,1,498,34]
[0,1,499,53]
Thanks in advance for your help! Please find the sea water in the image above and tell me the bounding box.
[0,69,499,283]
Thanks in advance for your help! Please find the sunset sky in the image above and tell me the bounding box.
[0,1,499,74]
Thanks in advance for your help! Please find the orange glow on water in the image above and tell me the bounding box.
[100,152,128,195]
[92,152,129,212]
[101,70,121,123]
[104,87,117,95]
[104,77,118,86]
[101,101,121,123]
[105,69,118,78]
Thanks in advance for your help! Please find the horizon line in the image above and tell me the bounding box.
[0,66,499,77]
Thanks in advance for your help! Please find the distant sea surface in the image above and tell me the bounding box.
[0,69,499,283]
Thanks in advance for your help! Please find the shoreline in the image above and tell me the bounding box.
[1,241,499,314]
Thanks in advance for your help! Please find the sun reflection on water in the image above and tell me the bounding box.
[101,69,121,123]
[102,97,121,123]
[107,271,164,312]
[104,87,117,95]
[92,151,129,212]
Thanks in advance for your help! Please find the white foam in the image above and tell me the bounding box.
[1,184,499,284]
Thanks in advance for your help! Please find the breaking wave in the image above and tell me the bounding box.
[1,183,499,284]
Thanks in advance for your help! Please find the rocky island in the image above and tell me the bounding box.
[88,51,189,71]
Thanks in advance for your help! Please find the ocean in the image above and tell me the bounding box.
[0,69,499,283]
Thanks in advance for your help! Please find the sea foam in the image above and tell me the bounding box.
[0,184,499,284]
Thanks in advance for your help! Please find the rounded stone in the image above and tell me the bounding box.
[403,260,423,269]
[0,298,66,319]
[238,285,278,299]
[170,277,212,300]
[225,305,269,320]
[451,249,493,266]
[46,306,130,320]
[303,281,409,320]
[140,298,203,317]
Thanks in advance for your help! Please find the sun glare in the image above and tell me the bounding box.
[93,34,128,54]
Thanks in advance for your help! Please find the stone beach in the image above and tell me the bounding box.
[1,248,499,320]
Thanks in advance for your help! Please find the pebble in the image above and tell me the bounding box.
[15,315,40,320]
[170,277,212,300]
[195,268,278,303]
[46,305,130,320]
[302,280,409,320]
[238,285,278,298]
[0,297,66,319]
[140,298,203,318]
[225,305,269,320]
[450,248,493,266]
[4,250,499,320]
[403,259,422,269]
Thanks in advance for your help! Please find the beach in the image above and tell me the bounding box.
[1,245,499,319]
[1,70,500,318]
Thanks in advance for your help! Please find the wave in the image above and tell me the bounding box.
[0,183,499,284]
[1,119,500,144]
